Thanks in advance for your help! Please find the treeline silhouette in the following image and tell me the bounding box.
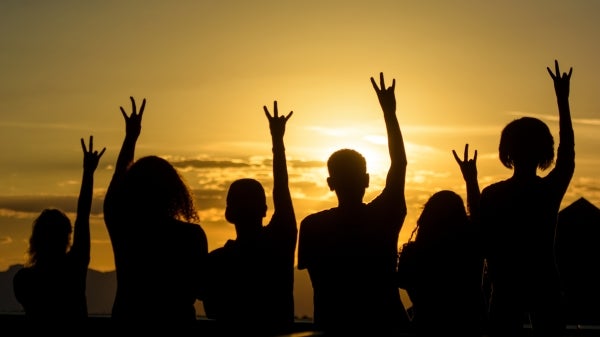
[6,62,599,336]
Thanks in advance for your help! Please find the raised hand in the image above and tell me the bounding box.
[81,135,106,172]
[370,72,396,115]
[452,143,477,183]
[547,59,573,101]
[120,96,146,138]
[264,100,293,139]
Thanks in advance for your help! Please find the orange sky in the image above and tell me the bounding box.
[1,1,600,279]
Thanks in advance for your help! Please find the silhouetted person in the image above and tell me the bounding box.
[103,97,208,326]
[480,60,575,337]
[297,73,409,336]
[400,144,486,336]
[203,101,297,336]
[13,136,105,328]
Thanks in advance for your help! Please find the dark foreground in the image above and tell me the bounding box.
[1,314,599,336]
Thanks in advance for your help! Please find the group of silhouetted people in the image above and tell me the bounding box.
[13,60,575,337]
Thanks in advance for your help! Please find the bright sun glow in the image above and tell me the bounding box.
[318,138,390,178]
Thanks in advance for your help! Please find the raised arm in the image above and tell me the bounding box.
[103,96,146,228]
[370,73,407,199]
[547,60,575,180]
[453,144,480,220]
[70,136,105,265]
[263,101,296,231]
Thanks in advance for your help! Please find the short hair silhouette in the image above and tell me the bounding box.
[499,117,554,170]
[326,149,369,202]
[327,148,367,176]
[225,178,267,224]
[27,209,72,266]
[122,155,198,222]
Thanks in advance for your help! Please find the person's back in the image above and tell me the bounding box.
[480,61,575,336]
[205,224,295,333]
[110,216,207,322]
[403,192,485,336]
[300,200,406,333]
[203,102,297,336]
[298,73,408,335]
[14,254,88,321]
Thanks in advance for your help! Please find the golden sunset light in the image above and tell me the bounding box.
[1,1,600,323]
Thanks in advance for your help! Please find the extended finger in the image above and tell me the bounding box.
[273,101,279,118]
[139,98,146,117]
[463,144,469,160]
[473,149,478,162]
[263,105,272,119]
[370,77,379,91]
[98,147,106,157]
[452,149,460,163]
[554,60,560,77]
[130,96,136,114]
[120,106,128,119]
[379,72,385,89]
[81,138,87,152]
[285,111,294,120]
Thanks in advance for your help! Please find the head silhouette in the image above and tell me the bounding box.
[225,178,267,227]
[27,208,72,267]
[326,149,369,205]
[415,190,468,245]
[122,155,198,222]
[499,117,555,171]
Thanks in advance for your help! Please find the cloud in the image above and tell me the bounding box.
[171,159,253,170]
[288,160,325,169]
[0,121,94,131]
[0,196,104,215]
[573,118,600,126]
[0,209,34,220]
[404,124,501,136]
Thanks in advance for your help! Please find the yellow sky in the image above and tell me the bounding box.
[1,1,600,274]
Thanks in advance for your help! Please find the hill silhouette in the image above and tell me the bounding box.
[556,197,600,325]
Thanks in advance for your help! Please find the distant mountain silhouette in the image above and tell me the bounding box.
[0,265,23,313]
[556,197,600,325]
